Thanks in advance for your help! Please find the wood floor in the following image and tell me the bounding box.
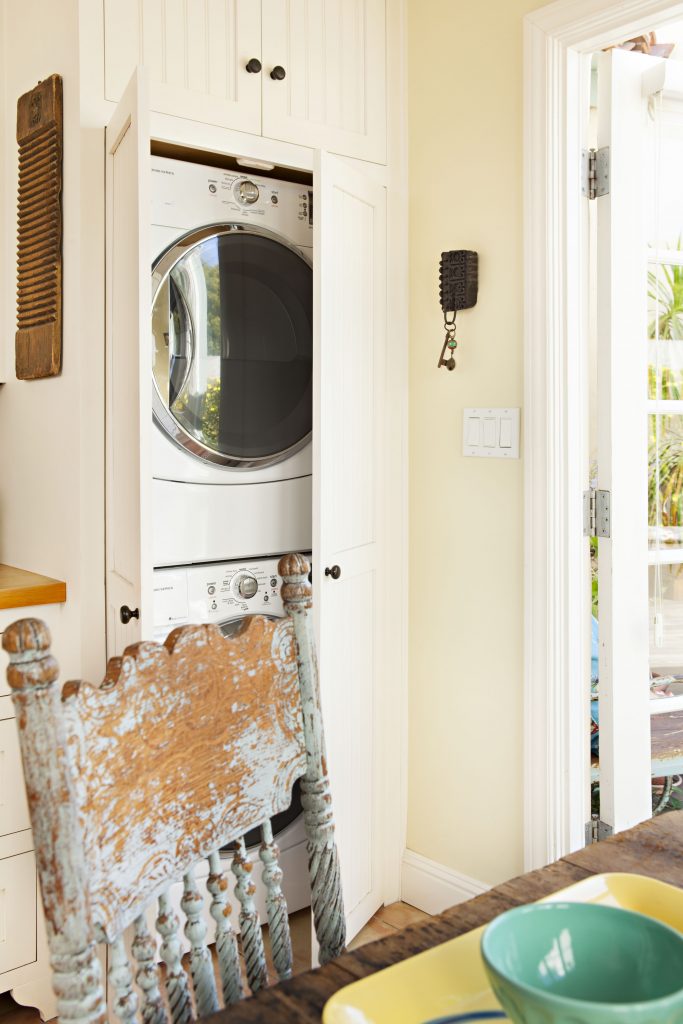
[0,902,431,1022]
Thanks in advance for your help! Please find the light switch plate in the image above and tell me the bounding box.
[463,408,520,459]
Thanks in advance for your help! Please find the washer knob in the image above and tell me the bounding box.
[237,574,258,599]
[237,180,260,205]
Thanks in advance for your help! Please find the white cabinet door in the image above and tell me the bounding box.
[262,0,386,164]
[104,0,262,134]
[0,720,30,836]
[314,152,386,938]
[105,69,153,656]
[0,851,36,974]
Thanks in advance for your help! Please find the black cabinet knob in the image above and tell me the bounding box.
[324,565,341,580]
[120,605,140,625]
[245,58,262,74]
[270,65,286,81]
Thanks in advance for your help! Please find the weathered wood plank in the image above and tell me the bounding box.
[60,618,307,939]
[563,809,683,884]
[651,710,683,763]
[15,74,63,380]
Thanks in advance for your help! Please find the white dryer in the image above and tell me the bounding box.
[152,554,311,917]
[150,156,313,567]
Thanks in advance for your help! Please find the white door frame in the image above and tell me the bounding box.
[524,0,683,870]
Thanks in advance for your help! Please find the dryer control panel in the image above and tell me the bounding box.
[152,554,311,642]
[151,155,313,250]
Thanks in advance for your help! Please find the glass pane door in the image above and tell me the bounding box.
[592,49,683,838]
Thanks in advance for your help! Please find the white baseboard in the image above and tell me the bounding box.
[400,849,490,916]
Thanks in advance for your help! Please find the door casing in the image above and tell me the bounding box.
[523,0,683,870]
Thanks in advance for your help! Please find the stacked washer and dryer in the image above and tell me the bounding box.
[150,155,313,916]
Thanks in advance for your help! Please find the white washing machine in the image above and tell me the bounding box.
[153,554,311,917]
[151,156,313,567]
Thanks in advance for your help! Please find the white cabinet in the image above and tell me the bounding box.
[105,0,262,135]
[314,152,387,936]
[106,69,389,939]
[261,0,386,163]
[0,851,36,975]
[0,720,30,836]
[103,0,387,163]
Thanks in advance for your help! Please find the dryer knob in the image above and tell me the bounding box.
[237,575,258,599]
[237,180,260,205]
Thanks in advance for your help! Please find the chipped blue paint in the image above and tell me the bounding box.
[2,553,346,1019]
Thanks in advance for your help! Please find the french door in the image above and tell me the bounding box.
[594,48,683,834]
[105,70,387,939]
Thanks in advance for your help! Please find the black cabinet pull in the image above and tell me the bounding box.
[324,565,341,580]
[246,58,262,73]
[270,65,286,81]
[120,605,140,625]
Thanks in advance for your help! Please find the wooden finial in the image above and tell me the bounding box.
[2,618,58,691]
[278,553,312,609]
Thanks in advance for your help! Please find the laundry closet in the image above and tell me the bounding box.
[103,0,409,971]
[0,1,407,1013]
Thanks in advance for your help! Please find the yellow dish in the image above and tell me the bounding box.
[322,873,683,1024]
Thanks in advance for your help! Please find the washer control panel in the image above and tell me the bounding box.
[152,554,311,642]
[151,155,313,249]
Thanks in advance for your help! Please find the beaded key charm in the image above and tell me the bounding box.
[438,312,457,371]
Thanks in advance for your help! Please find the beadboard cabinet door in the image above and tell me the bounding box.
[261,0,387,164]
[104,0,262,134]
[105,69,154,657]
[314,152,387,938]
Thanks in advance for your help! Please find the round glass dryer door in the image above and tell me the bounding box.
[152,224,313,468]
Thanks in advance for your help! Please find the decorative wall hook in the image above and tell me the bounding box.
[437,250,478,371]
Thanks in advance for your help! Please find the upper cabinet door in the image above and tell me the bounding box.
[314,152,387,939]
[105,69,153,658]
[104,0,262,134]
[261,0,387,164]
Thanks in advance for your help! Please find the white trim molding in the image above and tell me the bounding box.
[401,850,489,916]
[523,0,683,871]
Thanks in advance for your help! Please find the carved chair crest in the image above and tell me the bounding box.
[2,554,345,1023]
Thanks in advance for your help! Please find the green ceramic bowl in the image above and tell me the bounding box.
[480,902,683,1024]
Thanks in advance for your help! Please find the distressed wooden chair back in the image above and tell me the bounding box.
[2,554,345,1023]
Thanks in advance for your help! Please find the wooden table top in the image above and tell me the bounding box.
[0,563,66,611]
[210,811,683,1023]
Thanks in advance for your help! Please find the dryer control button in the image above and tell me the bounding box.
[236,180,259,205]
[236,574,258,599]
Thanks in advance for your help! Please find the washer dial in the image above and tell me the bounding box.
[234,573,258,599]
[235,180,260,205]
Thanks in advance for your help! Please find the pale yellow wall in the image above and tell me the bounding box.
[407,0,547,885]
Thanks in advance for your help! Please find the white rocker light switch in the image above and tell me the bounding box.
[462,408,520,459]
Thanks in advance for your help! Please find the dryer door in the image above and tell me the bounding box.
[151,225,313,469]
